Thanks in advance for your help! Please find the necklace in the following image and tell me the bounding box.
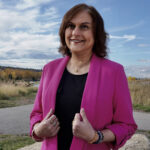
[71,55,92,73]
[74,68,79,73]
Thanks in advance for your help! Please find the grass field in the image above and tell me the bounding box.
[0,134,35,150]
[0,81,37,108]
[128,79,150,112]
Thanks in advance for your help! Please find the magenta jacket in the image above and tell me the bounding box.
[30,54,137,150]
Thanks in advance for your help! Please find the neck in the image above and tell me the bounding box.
[67,51,92,74]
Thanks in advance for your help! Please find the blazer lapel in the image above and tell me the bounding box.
[81,54,102,124]
[44,56,70,114]
[70,54,103,150]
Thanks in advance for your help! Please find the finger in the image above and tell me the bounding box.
[50,126,60,137]
[51,120,60,129]
[47,114,56,124]
[46,120,60,136]
[80,108,88,122]
[50,123,59,133]
[72,116,80,131]
[54,126,60,134]
[74,113,80,121]
[72,127,79,137]
[44,108,53,120]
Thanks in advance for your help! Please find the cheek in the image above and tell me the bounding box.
[88,34,94,44]
[91,33,95,45]
[88,36,94,48]
[87,31,94,40]
[65,29,70,37]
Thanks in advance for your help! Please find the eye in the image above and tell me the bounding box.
[66,23,75,29]
[80,24,89,30]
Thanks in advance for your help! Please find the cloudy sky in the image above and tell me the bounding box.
[0,0,150,78]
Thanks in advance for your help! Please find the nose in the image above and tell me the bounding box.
[72,27,80,36]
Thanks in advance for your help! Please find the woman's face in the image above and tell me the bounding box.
[65,11,94,55]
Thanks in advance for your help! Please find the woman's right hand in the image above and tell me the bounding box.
[33,108,60,138]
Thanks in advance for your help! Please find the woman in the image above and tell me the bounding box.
[30,3,137,150]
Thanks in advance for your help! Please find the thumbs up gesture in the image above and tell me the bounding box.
[34,108,60,138]
[72,108,95,142]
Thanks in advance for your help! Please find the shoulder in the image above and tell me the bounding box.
[95,57,125,76]
[43,57,64,72]
[93,54,123,71]
[98,58,127,81]
[100,58,127,80]
[101,58,123,70]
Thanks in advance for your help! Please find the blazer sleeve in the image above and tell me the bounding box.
[105,65,137,149]
[29,66,45,137]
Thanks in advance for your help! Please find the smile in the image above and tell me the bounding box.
[70,39,85,43]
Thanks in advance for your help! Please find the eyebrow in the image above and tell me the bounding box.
[81,22,91,24]
[68,21,92,25]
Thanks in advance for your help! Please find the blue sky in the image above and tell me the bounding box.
[0,0,150,78]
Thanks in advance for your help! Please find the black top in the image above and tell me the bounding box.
[55,68,88,150]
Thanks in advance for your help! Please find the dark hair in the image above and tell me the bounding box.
[59,3,108,58]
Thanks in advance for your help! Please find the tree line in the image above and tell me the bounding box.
[0,66,146,82]
[0,67,41,81]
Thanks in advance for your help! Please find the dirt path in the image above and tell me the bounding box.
[0,104,32,134]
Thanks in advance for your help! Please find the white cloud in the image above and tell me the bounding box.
[16,0,54,10]
[0,7,60,34]
[109,34,136,41]
[0,9,38,32]
[0,59,52,69]
[0,32,59,55]
[43,7,59,18]
[0,0,61,69]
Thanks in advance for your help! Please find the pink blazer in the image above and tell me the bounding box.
[30,54,137,150]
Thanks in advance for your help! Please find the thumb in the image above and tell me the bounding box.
[74,113,80,122]
[80,108,88,122]
[44,108,53,120]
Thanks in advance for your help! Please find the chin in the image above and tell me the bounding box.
[70,48,84,53]
[69,46,84,51]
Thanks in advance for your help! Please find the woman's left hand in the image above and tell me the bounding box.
[72,108,95,142]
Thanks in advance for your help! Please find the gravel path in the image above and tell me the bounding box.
[0,104,150,135]
[0,105,32,134]
[133,111,150,131]
[0,104,150,150]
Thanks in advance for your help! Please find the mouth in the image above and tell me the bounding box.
[70,39,85,43]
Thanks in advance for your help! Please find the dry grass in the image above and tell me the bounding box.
[128,79,150,106]
[0,81,38,108]
[0,82,26,98]
[0,81,37,99]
